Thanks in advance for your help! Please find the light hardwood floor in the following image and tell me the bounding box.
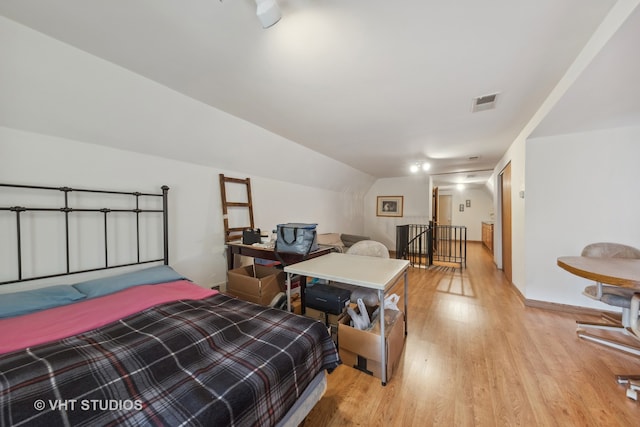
[303,242,640,426]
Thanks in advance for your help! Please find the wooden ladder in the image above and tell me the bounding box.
[219,174,255,243]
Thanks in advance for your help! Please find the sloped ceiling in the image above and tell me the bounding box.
[1,0,637,189]
[532,3,640,138]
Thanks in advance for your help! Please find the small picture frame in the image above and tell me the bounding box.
[459,204,465,212]
[377,196,404,217]
[466,199,471,207]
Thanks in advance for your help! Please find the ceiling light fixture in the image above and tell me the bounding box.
[410,162,431,174]
[255,0,281,28]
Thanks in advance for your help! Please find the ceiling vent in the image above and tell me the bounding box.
[471,93,499,112]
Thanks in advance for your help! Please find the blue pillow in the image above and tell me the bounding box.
[0,285,86,319]
[73,265,187,298]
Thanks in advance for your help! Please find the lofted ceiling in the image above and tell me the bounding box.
[1,0,637,189]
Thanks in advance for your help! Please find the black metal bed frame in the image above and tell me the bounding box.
[0,183,169,285]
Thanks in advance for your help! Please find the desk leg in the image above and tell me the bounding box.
[286,273,307,315]
[379,288,387,386]
[300,275,307,315]
[226,246,234,271]
[286,273,292,313]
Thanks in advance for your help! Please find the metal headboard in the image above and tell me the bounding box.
[0,183,169,285]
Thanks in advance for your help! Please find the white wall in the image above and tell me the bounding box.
[364,175,430,249]
[524,125,640,308]
[0,127,368,292]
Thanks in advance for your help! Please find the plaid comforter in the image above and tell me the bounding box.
[0,294,340,426]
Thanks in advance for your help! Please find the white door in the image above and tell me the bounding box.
[438,195,452,226]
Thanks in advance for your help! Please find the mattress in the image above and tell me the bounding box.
[0,277,340,426]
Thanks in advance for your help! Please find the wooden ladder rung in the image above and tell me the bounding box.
[222,176,250,185]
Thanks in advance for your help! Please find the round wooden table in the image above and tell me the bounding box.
[557,256,640,288]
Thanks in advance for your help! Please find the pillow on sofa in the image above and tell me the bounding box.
[317,233,343,246]
[317,233,346,253]
[318,233,344,247]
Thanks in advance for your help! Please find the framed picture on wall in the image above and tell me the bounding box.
[377,196,404,217]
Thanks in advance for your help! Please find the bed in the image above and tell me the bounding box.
[0,183,340,426]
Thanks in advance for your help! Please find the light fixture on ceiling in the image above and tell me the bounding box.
[255,0,281,28]
[410,162,431,173]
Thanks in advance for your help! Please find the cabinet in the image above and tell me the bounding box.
[482,222,494,253]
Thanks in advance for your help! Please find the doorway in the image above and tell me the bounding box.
[500,162,512,284]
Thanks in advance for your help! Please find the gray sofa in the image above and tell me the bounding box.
[316,233,370,253]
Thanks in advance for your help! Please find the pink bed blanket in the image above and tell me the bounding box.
[0,280,217,355]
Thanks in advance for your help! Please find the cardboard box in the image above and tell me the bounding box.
[303,306,346,347]
[328,323,339,347]
[327,310,345,326]
[304,307,347,326]
[304,307,327,324]
[338,309,405,382]
[226,265,285,306]
[290,294,302,315]
[327,310,347,347]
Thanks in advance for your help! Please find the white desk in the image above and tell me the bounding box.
[284,252,410,385]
